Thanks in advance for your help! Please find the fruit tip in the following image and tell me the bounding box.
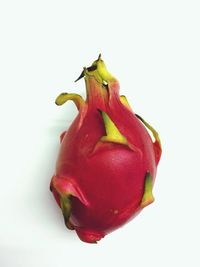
[74,69,85,82]
[74,54,102,82]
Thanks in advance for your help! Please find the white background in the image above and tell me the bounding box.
[0,0,199,266]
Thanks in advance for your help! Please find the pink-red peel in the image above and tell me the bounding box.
[50,55,162,243]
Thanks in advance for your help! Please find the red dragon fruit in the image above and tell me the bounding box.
[50,55,162,243]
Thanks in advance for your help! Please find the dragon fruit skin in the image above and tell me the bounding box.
[50,55,161,243]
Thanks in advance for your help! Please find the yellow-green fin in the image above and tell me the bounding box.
[100,111,128,146]
[140,172,154,208]
[136,114,161,148]
[120,95,132,110]
[55,93,85,110]
[60,194,74,229]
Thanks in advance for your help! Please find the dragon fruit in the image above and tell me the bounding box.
[50,55,161,243]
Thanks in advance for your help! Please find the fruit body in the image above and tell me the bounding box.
[50,55,161,243]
